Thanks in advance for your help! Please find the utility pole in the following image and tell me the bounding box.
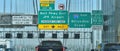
[10,0,12,14]
[115,0,120,42]
[33,0,36,14]
[36,0,38,14]
[4,0,6,14]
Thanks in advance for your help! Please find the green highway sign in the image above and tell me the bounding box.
[92,10,103,25]
[38,10,68,30]
[69,12,91,28]
[38,10,68,24]
[40,0,55,10]
[92,10,102,15]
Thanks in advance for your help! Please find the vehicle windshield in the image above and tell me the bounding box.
[41,41,62,46]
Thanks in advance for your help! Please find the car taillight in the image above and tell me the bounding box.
[36,47,39,51]
[62,47,65,51]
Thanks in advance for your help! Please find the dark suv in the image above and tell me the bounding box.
[35,40,67,51]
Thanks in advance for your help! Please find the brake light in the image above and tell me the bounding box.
[36,47,39,51]
[62,47,65,51]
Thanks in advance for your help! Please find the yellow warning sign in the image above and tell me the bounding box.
[41,3,49,7]
[38,24,68,30]
[40,0,55,2]
[40,0,55,3]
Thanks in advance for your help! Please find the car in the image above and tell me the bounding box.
[97,43,120,51]
[0,45,6,51]
[35,40,67,51]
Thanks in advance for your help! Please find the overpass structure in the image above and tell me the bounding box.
[0,0,104,51]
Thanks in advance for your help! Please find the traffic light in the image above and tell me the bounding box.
[103,15,109,21]
[39,33,45,38]
[103,15,109,31]
[5,33,12,38]
[17,33,23,38]
[27,33,33,38]
[74,34,80,39]
[52,33,57,38]
[103,25,108,31]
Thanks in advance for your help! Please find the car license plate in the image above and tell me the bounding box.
[49,49,53,51]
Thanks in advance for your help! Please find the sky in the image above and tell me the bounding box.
[0,0,101,14]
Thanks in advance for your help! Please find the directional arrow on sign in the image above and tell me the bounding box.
[52,25,55,28]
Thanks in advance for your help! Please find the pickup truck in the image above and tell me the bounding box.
[35,40,67,51]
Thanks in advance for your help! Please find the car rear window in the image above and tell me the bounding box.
[41,41,62,46]
[104,43,120,51]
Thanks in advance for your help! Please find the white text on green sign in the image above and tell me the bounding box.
[69,12,91,28]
